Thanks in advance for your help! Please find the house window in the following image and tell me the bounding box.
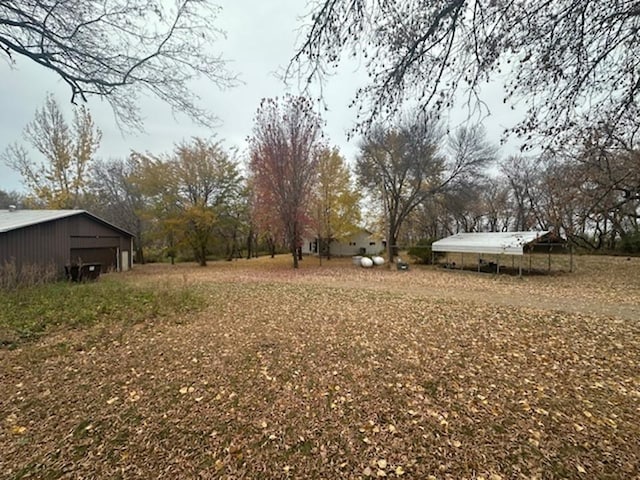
[369,242,376,246]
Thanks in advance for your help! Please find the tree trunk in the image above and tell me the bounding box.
[387,229,398,268]
[291,223,301,268]
[197,246,207,266]
[246,229,253,259]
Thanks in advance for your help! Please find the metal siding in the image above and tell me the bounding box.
[0,220,70,276]
[69,215,126,237]
[67,214,133,271]
[70,236,121,248]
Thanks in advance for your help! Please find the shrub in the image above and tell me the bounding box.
[0,260,58,290]
[619,232,640,254]
[407,238,444,264]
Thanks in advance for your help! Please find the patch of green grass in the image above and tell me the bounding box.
[0,278,205,347]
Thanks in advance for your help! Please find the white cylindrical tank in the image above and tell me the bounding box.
[360,257,374,268]
[372,255,385,266]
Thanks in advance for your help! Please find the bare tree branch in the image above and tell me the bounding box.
[289,0,640,148]
[1,0,237,130]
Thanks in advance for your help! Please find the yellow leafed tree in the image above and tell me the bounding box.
[310,147,362,260]
[3,94,101,209]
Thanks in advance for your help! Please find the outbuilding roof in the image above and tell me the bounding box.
[0,209,134,237]
[431,231,551,256]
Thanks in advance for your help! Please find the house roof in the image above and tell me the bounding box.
[0,209,134,237]
[431,231,551,256]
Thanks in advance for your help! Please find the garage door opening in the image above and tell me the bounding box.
[70,247,117,272]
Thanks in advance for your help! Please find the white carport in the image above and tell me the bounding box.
[431,231,571,275]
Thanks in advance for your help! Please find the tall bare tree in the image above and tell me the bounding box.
[249,96,323,268]
[290,1,640,147]
[87,156,148,263]
[481,177,513,232]
[358,120,493,263]
[3,95,101,208]
[500,156,545,232]
[357,120,443,264]
[0,190,23,209]
[1,0,235,128]
[561,135,640,249]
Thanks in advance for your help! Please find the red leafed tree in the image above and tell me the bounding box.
[248,175,283,258]
[249,95,323,268]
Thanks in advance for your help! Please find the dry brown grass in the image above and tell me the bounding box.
[2,255,639,479]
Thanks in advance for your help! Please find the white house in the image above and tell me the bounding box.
[301,229,383,257]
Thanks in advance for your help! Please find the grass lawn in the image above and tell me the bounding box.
[1,255,639,479]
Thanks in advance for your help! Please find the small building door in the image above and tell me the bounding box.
[121,251,130,271]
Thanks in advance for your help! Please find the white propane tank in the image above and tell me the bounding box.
[360,257,374,268]
[372,256,385,266]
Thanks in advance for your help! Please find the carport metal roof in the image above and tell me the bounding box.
[431,231,551,256]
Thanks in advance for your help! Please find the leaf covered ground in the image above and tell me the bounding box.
[1,255,639,479]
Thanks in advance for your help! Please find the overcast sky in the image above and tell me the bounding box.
[0,0,520,194]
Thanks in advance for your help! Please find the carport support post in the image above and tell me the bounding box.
[478,253,481,272]
[519,256,522,277]
[461,253,464,270]
[548,246,551,273]
[496,254,500,274]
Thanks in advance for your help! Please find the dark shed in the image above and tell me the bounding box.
[0,208,134,277]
